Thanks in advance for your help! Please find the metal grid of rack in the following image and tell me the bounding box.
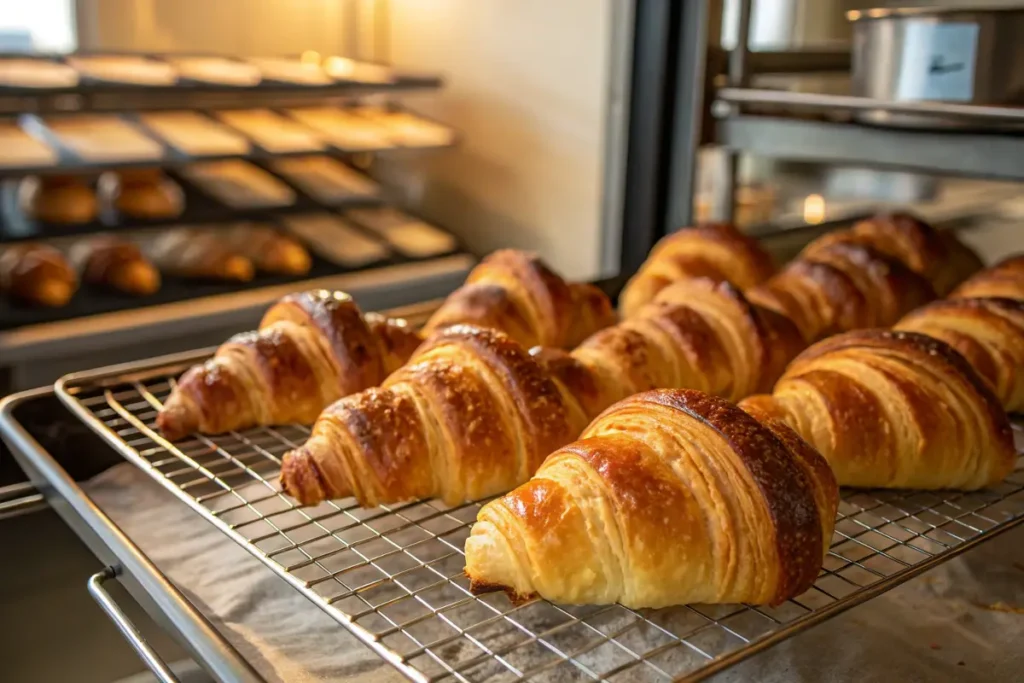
[56,353,1024,683]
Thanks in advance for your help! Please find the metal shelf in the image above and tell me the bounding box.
[0,66,442,116]
[716,114,1024,182]
[712,88,1024,182]
[0,253,474,365]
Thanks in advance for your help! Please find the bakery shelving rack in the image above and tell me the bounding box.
[0,52,443,115]
[675,0,1024,228]
[0,343,1015,683]
[0,53,469,393]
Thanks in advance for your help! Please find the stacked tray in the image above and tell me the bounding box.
[0,105,458,177]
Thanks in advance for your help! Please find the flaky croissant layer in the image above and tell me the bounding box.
[280,325,589,507]
[157,290,422,440]
[739,330,1016,490]
[423,249,615,349]
[895,297,1024,414]
[466,389,838,609]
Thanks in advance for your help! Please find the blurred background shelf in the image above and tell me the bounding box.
[0,252,474,383]
[717,114,1024,182]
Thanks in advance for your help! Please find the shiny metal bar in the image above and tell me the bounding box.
[89,567,180,683]
[0,389,264,683]
[717,87,1024,121]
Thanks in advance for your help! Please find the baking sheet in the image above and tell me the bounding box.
[84,460,1024,683]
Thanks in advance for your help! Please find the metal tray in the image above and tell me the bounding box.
[52,341,1024,682]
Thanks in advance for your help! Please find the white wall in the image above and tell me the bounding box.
[75,0,351,56]
[385,0,621,281]
[73,0,623,281]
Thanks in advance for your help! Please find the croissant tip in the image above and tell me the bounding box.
[155,398,197,442]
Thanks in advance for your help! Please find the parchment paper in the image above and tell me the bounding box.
[86,463,1024,683]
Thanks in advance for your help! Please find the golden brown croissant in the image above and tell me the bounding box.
[0,242,78,307]
[465,388,838,608]
[280,325,589,507]
[70,235,161,296]
[801,213,981,296]
[951,254,1024,301]
[739,330,1016,490]
[148,228,254,282]
[157,291,422,440]
[102,169,183,219]
[537,278,803,422]
[895,297,1024,413]
[422,250,615,348]
[218,223,312,276]
[21,174,98,224]
[747,243,935,342]
[619,222,777,317]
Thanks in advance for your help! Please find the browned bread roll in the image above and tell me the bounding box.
[218,223,311,276]
[0,242,78,307]
[148,228,254,282]
[619,222,777,317]
[951,254,1024,301]
[70,235,160,296]
[895,297,1024,413]
[103,169,183,219]
[801,213,981,296]
[422,249,615,348]
[157,291,423,440]
[465,389,838,608]
[280,325,589,507]
[535,278,804,422]
[739,330,1016,490]
[747,243,935,342]
[22,175,98,224]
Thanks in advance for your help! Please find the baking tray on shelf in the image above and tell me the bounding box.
[0,105,459,178]
[0,161,388,242]
[49,348,1024,682]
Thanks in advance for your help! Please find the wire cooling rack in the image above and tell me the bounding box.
[56,352,1024,683]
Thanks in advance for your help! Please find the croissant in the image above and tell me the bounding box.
[895,297,1024,413]
[280,325,589,507]
[0,242,78,307]
[157,291,422,440]
[218,223,312,276]
[747,243,935,342]
[148,228,254,282]
[69,235,161,296]
[101,169,183,219]
[619,222,777,318]
[951,254,1024,301]
[422,250,615,349]
[739,330,1016,490]
[21,174,98,224]
[801,213,981,296]
[538,278,804,422]
[465,389,838,608]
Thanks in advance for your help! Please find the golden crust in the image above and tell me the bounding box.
[740,329,1016,490]
[280,324,589,507]
[802,213,981,296]
[465,388,837,608]
[423,250,613,348]
[952,254,1024,301]
[157,290,422,441]
[620,223,777,318]
[895,297,1024,412]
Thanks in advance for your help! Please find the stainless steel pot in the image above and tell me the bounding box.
[848,6,1024,128]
